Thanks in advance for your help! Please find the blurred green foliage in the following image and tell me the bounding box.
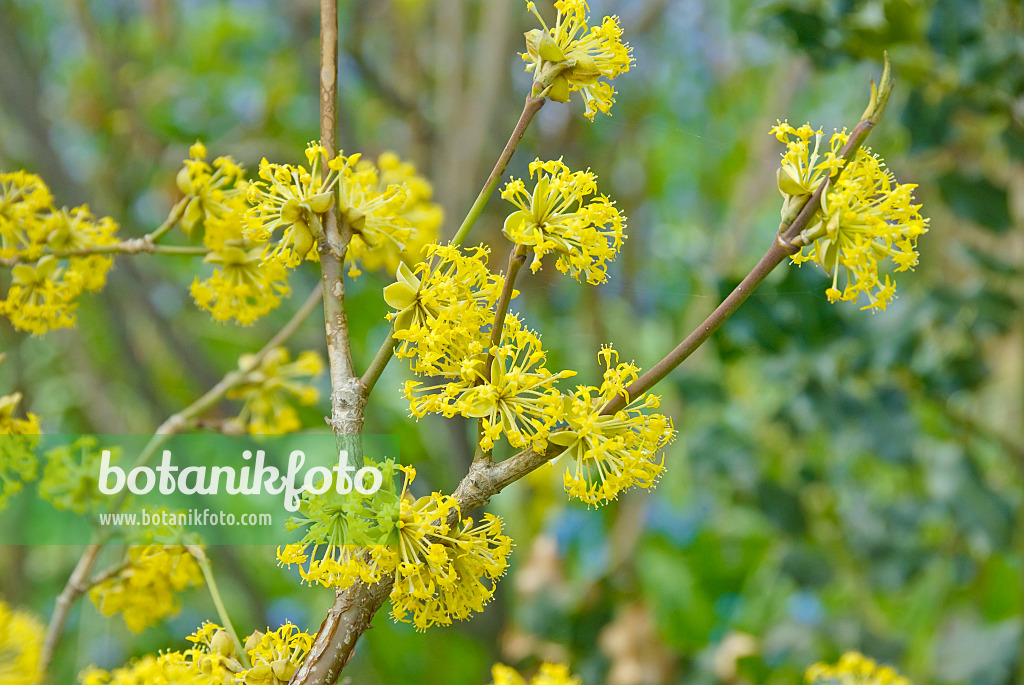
[0,1,1021,684]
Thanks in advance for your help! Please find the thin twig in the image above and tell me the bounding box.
[0,199,197,268]
[600,116,884,415]
[359,327,397,396]
[450,95,546,246]
[189,545,250,669]
[39,541,103,673]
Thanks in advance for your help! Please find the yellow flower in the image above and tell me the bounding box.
[81,622,242,685]
[389,467,513,630]
[1,171,52,259]
[1,170,120,334]
[277,459,401,589]
[0,360,40,511]
[502,158,625,284]
[405,315,574,452]
[39,436,116,515]
[176,142,249,236]
[385,242,504,374]
[351,152,442,274]
[782,127,929,312]
[0,599,44,685]
[89,545,204,633]
[191,244,291,325]
[1,255,80,334]
[330,151,412,277]
[523,0,632,120]
[551,346,675,505]
[239,623,314,685]
[226,348,322,434]
[489,662,582,685]
[248,142,339,265]
[770,120,845,220]
[805,651,910,685]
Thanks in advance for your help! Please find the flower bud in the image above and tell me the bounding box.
[568,55,601,85]
[244,630,265,654]
[291,221,316,260]
[271,658,297,681]
[524,29,565,63]
[547,74,571,103]
[210,629,236,658]
[243,664,273,685]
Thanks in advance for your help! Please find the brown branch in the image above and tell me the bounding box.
[316,0,363,437]
[451,95,546,246]
[39,542,103,674]
[600,115,883,415]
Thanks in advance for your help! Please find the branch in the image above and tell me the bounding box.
[0,198,198,268]
[451,95,546,246]
[316,0,363,437]
[601,63,892,415]
[359,327,397,397]
[39,542,103,673]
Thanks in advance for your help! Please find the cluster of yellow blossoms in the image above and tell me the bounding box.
[522,0,632,120]
[386,155,672,506]
[553,347,674,505]
[772,122,929,311]
[89,545,204,633]
[805,651,910,685]
[81,621,313,685]
[0,598,43,685]
[406,314,575,453]
[38,436,114,514]
[0,356,40,511]
[226,347,323,434]
[501,158,626,284]
[278,466,512,631]
[0,171,118,334]
[182,142,293,325]
[246,143,441,278]
[489,662,581,685]
[386,242,505,369]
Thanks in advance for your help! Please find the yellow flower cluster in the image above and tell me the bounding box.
[502,159,626,284]
[348,152,443,275]
[276,458,400,588]
[552,347,675,505]
[805,651,910,685]
[489,662,582,685]
[406,314,574,452]
[0,360,40,511]
[247,144,439,279]
[1,171,118,334]
[278,467,512,631]
[770,121,845,219]
[183,143,292,325]
[248,142,339,266]
[177,141,248,235]
[226,347,323,434]
[390,467,513,630]
[277,541,396,590]
[774,125,929,311]
[0,599,44,685]
[523,0,633,120]
[242,623,314,685]
[39,436,115,514]
[386,242,505,370]
[89,545,204,633]
[81,621,314,685]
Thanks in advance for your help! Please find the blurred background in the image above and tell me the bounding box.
[0,0,1022,683]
